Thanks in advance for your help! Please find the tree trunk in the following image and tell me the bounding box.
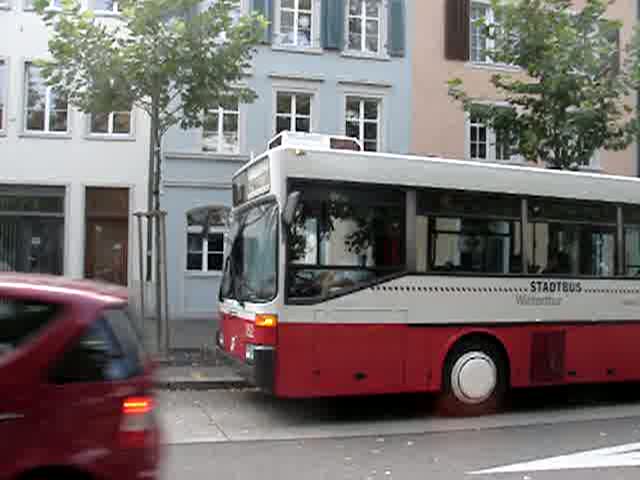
[151,102,164,353]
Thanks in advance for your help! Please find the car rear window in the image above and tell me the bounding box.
[103,307,146,369]
[51,306,146,384]
[0,299,60,357]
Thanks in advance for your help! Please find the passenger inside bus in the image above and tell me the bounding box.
[542,251,572,275]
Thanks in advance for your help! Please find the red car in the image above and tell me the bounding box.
[0,274,161,480]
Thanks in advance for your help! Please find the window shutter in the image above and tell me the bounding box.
[388,0,406,57]
[322,0,345,50]
[252,0,273,43]
[445,0,470,61]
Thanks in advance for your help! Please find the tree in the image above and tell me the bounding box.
[448,0,634,169]
[34,0,265,286]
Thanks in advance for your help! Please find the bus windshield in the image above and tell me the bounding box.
[220,201,278,304]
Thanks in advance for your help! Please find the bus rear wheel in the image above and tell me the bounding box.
[437,338,508,416]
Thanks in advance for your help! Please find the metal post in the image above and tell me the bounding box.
[153,214,162,356]
[160,211,170,354]
[521,198,528,274]
[617,205,625,275]
[405,190,417,271]
[135,213,145,326]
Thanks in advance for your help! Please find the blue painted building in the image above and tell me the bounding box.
[162,0,413,319]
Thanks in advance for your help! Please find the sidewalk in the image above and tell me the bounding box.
[140,316,248,390]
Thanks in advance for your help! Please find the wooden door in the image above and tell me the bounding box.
[85,188,129,286]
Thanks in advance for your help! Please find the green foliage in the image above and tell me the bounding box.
[33,0,266,136]
[448,0,634,169]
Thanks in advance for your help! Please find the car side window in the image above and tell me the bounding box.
[50,318,129,384]
[0,298,60,358]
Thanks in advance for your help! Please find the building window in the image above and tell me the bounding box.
[24,63,69,134]
[470,1,493,63]
[345,96,380,152]
[346,0,382,54]
[203,99,239,153]
[187,230,225,272]
[275,92,312,134]
[276,0,314,47]
[0,60,6,133]
[90,0,119,12]
[186,206,229,273]
[0,185,65,275]
[468,113,514,162]
[24,0,61,9]
[90,111,131,136]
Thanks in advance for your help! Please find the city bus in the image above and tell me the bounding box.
[216,131,640,415]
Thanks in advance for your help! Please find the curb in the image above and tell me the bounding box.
[154,378,251,391]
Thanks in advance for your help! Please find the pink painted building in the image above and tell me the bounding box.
[411,0,637,176]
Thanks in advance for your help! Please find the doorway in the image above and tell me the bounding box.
[84,187,129,286]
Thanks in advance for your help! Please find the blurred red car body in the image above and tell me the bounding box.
[0,274,160,480]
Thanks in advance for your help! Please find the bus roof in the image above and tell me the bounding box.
[270,146,640,205]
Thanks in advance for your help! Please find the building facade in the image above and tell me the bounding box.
[0,2,150,291]
[412,0,638,176]
[162,0,413,319]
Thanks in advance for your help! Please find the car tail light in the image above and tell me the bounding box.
[119,395,156,448]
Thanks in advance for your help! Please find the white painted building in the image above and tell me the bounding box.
[0,2,150,289]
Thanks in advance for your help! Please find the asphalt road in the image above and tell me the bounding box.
[159,384,640,480]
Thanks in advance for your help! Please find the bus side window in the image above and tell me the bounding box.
[623,206,640,276]
[529,199,616,277]
[417,188,521,275]
[415,214,429,272]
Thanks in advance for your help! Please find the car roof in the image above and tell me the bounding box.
[0,273,128,306]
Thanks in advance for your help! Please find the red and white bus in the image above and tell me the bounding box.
[217,131,640,414]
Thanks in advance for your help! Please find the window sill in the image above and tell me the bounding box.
[468,157,528,166]
[84,133,136,142]
[165,150,249,162]
[579,164,603,173]
[185,271,223,278]
[23,5,63,12]
[0,130,6,137]
[465,61,521,73]
[201,148,243,157]
[0,4,10,10]
[500,157,528,166]
[19,131,72,140]
[341,51,391,62]
[271,45,324,55]
[93,10,121,17]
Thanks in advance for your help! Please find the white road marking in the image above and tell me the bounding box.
[469,442,640,474]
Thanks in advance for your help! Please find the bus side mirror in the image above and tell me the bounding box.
[282,191,301,226]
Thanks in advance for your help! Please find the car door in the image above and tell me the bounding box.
[41,316,134,463]
[0,298,62,479]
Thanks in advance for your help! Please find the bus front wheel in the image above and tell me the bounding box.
[437,338,509,416]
